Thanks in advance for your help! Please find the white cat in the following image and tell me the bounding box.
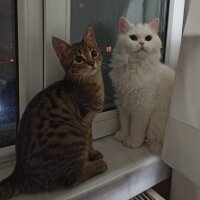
[109,17,175,154]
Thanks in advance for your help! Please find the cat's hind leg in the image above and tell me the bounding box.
[72,160,107,186]
[114,109,130,142]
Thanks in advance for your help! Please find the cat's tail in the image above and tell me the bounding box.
[0,174,19,200]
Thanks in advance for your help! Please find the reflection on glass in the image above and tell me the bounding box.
[70,0,169,110]
[0,0,18,147]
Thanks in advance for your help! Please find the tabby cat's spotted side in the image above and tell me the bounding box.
[0,26,107,200]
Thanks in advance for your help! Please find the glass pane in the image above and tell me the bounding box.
[0,0,18,147]
[70,0,169,111]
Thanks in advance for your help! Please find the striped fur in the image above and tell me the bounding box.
[0,26,107,200]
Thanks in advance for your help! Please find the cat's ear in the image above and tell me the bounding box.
[149,18,160,33]
[52,37,70,62]
[119,17,131,33]
[84,25,97,46]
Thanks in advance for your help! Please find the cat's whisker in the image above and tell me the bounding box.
[102,63,110,70]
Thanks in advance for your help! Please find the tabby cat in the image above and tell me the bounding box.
[0,25,107,200]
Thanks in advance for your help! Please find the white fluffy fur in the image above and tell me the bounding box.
[109,17,175,154]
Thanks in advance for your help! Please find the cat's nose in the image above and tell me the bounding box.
[88,61,95,67]
[139,41,144,46]
[88,61,94,65]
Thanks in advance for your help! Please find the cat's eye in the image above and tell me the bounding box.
[75,56,84,63]
[91,50,98,58]
[129,35,138,41]
[145,35,152,41]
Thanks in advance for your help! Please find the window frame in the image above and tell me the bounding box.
[0,0,44,170]
[0,0,185,169]
[165,0,186,68]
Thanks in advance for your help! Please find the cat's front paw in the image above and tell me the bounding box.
[149,142,163,155]
[114,130,126,142]
[88,150,103,161]
[123,136,144,148]
[95,159,108,173]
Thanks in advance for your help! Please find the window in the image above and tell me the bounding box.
[0,0,18,147]
[0,0,184,149]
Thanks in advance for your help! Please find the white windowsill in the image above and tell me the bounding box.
[0,135,171,200]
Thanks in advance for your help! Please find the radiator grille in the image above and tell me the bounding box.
[131,189,165,200]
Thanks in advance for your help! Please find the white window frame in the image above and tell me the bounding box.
[0,0,44,171]
[165,0,185,68]
[0,0,185,173]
